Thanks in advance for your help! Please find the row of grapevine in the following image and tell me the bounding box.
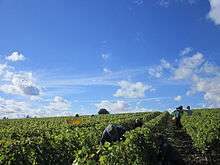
[0,112,157,140]
[74,112,169,165]
[181,109,220,153]
[0,112,159,165]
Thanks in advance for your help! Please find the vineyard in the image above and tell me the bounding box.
[0,109,219,165]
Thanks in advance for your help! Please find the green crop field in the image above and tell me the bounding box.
[0,109,219,165]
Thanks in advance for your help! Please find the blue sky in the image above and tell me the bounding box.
[0,0,220,118]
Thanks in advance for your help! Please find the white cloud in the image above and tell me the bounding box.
[200,62,220,75]
[0,84,21,95]
[95,100,158,114]
[0,52,74,118]
[148,59,171,78]
[114,81,153,98]
[157,49,220,107]
[6,52,25,62]
[96,100,128,113]
[173,52,205,80]
[0,64,15,81]
[0,64,8,76]
[0,97,31,118]
[180,47,193,56]
[0,72,40,96]
[148,66,163,78]
[181,54,220,107]
[160,59,171,69]
[208,0,220,25]
[174,95,182,101]
[0,60,41,96]
[44,96,71,111]
[0,96,73,118]
[190,77,220,107]
[150,48,220,107]
[12,73,40,96]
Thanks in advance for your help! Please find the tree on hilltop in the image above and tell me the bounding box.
[98,108,110,115]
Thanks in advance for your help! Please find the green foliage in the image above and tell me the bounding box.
[181,109,220,153]
[1,109,218,164]
[0,112,160,165]
[98,108,110,115]
[74,112,169,165]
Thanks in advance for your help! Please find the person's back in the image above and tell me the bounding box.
[134,118,143,128]
[174,108,182,129]
[187,106,192,116]
[100,124,126,145]
[175,110,180,118]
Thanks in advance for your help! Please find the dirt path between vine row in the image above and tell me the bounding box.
[158,118,210,165]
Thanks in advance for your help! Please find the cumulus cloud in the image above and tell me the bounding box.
[0,96,73,118]
[173,52,205,80]
[6,52,25,62]
[180,47,193,56]
[0,64,15,81]
[114,81,153,98]
[0,63,40,96]
[0,84,21,95]
[160,59,171,69]
[0,97,31,117]
[208,0,220,25]
[0,72,40,96]
[174,52,220,107]
[148,59,172,78]
[174,95,182,101]
[188,76,220,107]
[96,100,128,113]
[0,64,7,76]
[44,96,71,111]
[151,49,220,107]
[0,52,74,118]
[12,73,40,96]
[148,66,163,78]
[95,100,156,113]
[200,62,220,75]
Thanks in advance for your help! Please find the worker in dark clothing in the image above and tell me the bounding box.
[134,118,143,128]
[100,124,126,145]
[176,106,183,111]
[174,106,183,129]
[186,106,192,116]
[100,118,144,145]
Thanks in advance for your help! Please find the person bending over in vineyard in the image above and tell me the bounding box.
[134,118,143,128]
[100,119,143,145]
[100,124,126,145]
